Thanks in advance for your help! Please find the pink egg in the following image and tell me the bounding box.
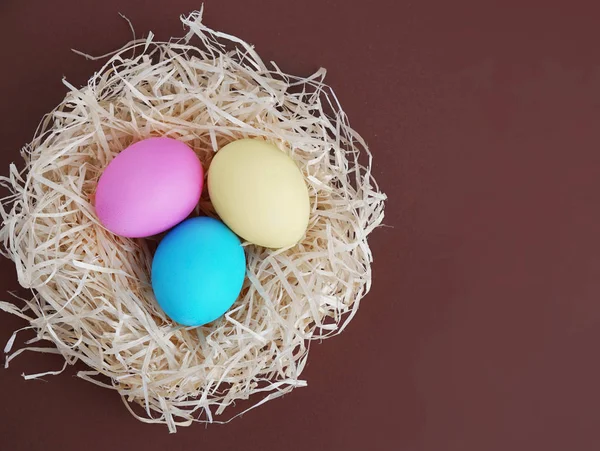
[95,137,203,238]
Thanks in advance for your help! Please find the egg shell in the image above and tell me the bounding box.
[95,137,203,238]
[151,217,246,327]
[207,139,310,248]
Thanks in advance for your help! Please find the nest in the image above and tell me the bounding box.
[0,10,385,431]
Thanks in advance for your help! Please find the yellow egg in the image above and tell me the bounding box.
[208,139,310,248]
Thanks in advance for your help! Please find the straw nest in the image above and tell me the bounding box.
[0,10,385,431]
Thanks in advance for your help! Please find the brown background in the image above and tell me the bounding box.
[1,0,600,450]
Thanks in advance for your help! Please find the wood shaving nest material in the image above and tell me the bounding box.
[0,10,386,431]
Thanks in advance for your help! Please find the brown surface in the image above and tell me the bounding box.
[1,0,600,449]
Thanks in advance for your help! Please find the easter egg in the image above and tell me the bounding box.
[207,139,310,248]
[95,137,203,238]
[151,217,246,327]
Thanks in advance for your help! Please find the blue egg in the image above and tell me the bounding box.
[151,217,246,327]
